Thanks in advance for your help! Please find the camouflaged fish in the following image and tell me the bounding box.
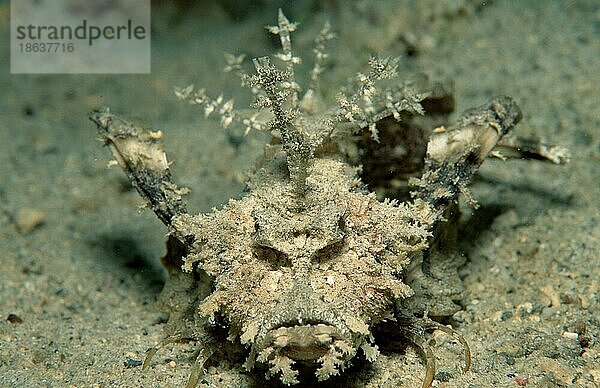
[90,10,568,388]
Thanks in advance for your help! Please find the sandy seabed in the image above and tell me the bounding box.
[1,1,598,387]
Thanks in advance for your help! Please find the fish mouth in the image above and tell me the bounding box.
[251,321,359,385]
[262,322,343,361]
[243,283,362,383]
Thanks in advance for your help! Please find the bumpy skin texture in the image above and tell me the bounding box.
[90,11,569,388]
[174,154,434,382]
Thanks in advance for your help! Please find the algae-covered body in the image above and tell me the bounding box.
[90,11,568,387]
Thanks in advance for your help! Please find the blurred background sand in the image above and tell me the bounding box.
[1,1,598,386]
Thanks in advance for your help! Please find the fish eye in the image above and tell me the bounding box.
[253,244,291,268]
[312,239,345,263]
